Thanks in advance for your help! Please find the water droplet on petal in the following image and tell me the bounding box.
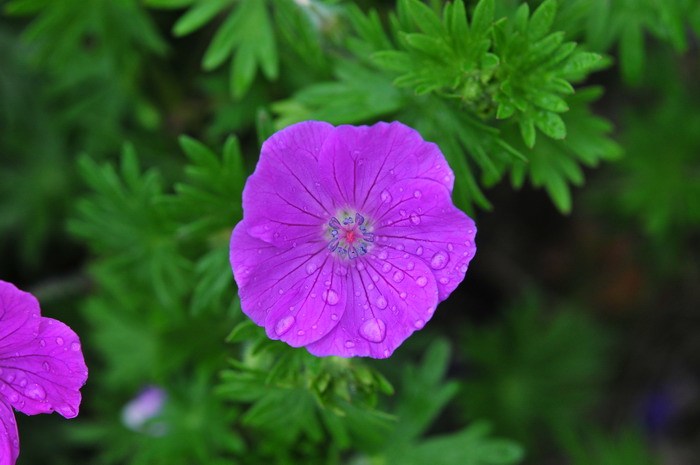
[447,243,454,251]
[24,384,46,401]
[359,318,387,342]
[399,292,407,300]
[345,340,355,349]
[55,337,64,346]
[297,330,305,336]
[393,270,405,283]
[274,316,295,336]
[407,261,415,270]
[460,264,469,272]
[414,319,425,329]
[18,378,27,387]
[416,246,424,256]
[399,209,407,217]
[335,266,348,276]
[59,405,76,417]
[384,349,391,357]
[356,262,365,271]
[331,313,338,321]
[306,262,317,274]
[409,213,421,225]
[416,276,428,287]
[39,339,46,347]
[42,362,50,372]
[378,250,388,260]
[430,251,449,270]
[382,262,392,273]
[413,190,422,199]
[376,296,388,309]
[439,277,449,284]
[380,190,392,202]
[323,289,340,305]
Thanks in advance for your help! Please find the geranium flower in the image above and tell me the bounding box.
[121,385,168,437]
[0,280,87,465]
[230,121,476,358]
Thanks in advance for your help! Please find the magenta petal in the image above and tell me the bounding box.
[0,281,41,352]
[307,246,439,358]
[371,179,477,301]
[0,317,87,418]
[317,122,421,210]
[231,221,346,344]
[0,401,19,465]
[0,402,18,465]
[413,136,456,192]
[243,121,335,247]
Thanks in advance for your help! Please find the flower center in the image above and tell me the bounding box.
[327,212,374,259]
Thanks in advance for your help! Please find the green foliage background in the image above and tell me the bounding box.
[1,0,699,463]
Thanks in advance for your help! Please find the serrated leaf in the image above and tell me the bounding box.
[470,0,494,36]
[513,3,529,33]
[173,0,230,37]
[534,110,566,139]
[403,0,443,36]
[619,23,644,84]
[497,102,516,120]
[529,0,557,40]
[231,42,257,97]
[372,50,412,72]
[202,7,241,70]
[543,41,577,68]
[562,52,602,74]
[544,174,572,213]
[520,116,536,148]
[226,319,260,343]
[530,91,569,112]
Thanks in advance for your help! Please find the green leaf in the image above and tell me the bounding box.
[534,110,567,139]
[403,0,443,36]
[231,42,257,97]
[470,0,494,36]
[544,168,572,213]
[530,91,569,112]
[372,50,412,72]
[562,52,603,75]
[173,0,230,37]
[519,116,536,148]
[528,0,557,40]
[202,7,241,71]
[619,23,644,84]
[497,102,516,120]
[226,319,260,343]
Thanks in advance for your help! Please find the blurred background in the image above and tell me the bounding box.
[1,0,699,464]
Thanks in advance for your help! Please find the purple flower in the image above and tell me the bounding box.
[0,280,87,465]
[122,386,168,436]
[230,121,476,358]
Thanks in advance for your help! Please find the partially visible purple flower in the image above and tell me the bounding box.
[230,121,477,358]
[121,385,168,437]
[0,280,87,465]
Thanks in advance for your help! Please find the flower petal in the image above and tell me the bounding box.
[413,134,455,192]
[0,317,87,419]
[0,281,41,352]
[231,221,346,345]
[371,179,477,301]
[243,121,335,247]
[307,246,439,358]
[0,401,19,465]
[317,122,422,212]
